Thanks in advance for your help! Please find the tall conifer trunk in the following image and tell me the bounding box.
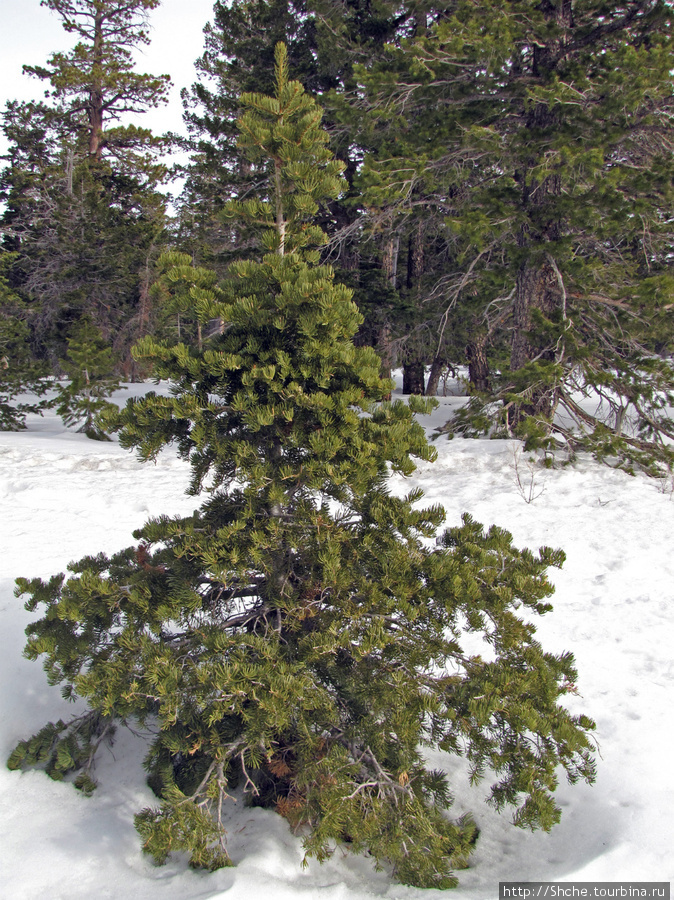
[402,222,425,395]
[467,332,490,394]
[509,0,572,425]
[88,9,104,160]
[402,362,425,395]
[425,356,446,397]
[377,234,399,386]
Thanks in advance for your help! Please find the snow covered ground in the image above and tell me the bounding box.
[1,380,673,899]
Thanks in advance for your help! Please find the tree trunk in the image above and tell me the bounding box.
[377,321,393,397]
[339,244,360,272]
[129,257,153,382]
[425,356,445,397]
[402,362,425,395]
[402,222,426,395]
[88,12,104,160]
[467,334,490,393]
[383,234,400,288]
[509,1,571,427]
[511,261,542,373]
[406,221,424,290]
[65,149,74,195]
[510,257,559,424]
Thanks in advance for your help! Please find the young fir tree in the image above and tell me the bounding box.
[9,45,595,888]
[54,317,121,440]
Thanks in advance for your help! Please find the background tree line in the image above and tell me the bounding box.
[2,0,674,473]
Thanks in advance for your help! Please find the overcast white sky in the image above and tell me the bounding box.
[0,0,219,158]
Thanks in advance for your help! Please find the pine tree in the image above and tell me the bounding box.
[0,0,170,369]
[54,317,121,440]
[9,45,595,888]
[148,250,226,351]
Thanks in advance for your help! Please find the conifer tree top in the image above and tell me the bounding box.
[115,42,435,499]
[226,42,347,257]
[23,0,170,172]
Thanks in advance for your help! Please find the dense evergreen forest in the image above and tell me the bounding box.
[2,0,674,473]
